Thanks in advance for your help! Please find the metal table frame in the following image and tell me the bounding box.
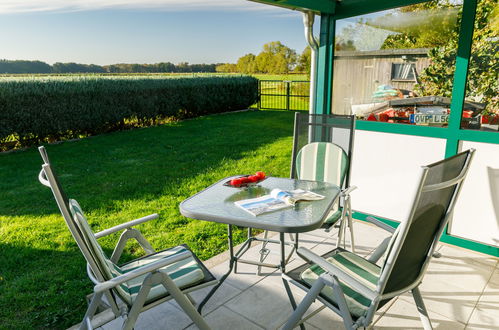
[180,176,340,313]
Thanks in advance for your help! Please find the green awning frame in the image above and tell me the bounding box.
[248,0,335,14]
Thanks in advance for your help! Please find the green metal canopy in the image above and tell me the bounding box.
[248,0,335,14]
[248,0,430,17]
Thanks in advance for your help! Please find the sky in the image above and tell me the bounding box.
[0,0,315,65]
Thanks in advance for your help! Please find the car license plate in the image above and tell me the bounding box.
[409,114,449,125]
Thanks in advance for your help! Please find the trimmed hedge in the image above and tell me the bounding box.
[0,75,258,147]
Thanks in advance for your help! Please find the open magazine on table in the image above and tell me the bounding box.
[234,189,325,216]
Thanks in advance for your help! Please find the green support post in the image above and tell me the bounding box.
[315,13,336,115]
[442,0,480,248]
[445,0,478,158]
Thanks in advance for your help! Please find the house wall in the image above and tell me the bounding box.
[331,49,430,115]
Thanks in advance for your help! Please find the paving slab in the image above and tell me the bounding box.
[185,306,264,330]
[465,267,499,329]
[372,298,466,330]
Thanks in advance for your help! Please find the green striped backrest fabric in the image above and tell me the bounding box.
[68,199,130,299]
[296,142,348,187]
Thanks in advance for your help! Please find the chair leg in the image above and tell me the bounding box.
[185,292,196,305]
[346,200,355,253]
[122,273,155,330]
[328,274,354,330]
[111,229,156,263]
[132,229,156,255]
[158,272,210,330]
[336,217,345,249]
[104,290,121,316]
[282,278,306,330]
[80,292,105,330]
[283,277,326,330]
[111,231,130,263]
[412,287,433,330]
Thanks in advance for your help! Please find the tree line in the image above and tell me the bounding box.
[216,41,311,74]
[0,60,217,74]
[0,41,309,75]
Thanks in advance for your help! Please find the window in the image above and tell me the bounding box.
[391,63,416,81]
[460,0,499,132]
[332,1,463,127]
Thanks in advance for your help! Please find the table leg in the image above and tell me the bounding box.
[280,232,286,272]
[247,227,252,248]
[197,224,235,314]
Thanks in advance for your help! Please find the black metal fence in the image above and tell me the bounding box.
[258,80,310,111]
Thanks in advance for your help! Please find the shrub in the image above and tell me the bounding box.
[0,75,258,148]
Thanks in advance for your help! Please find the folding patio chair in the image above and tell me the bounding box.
[281,149,475,330]
[37,146,216,330]
[257,112,356,274]
[292,112,356,246]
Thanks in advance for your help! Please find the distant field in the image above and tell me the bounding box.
[0,72,309,81]
[0,72,230,79]
[251,73,309,81]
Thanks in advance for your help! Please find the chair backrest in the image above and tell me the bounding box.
[38,147,108,284]
[295,142,348,187]
[38,146,70,209]
[378,149,475,296]
[290,112,355,189]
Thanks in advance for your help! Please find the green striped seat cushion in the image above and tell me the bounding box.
[301,251,380,318]
[296,142,348,225]
[119,245,205,305]
[68,199,205,306]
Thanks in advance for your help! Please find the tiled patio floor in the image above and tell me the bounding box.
[80,220,499,329]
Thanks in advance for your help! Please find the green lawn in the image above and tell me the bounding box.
[0,110,296,329]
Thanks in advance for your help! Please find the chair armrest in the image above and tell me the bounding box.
[367,236,391,263]
[93,250,191,293]
[95,214,159,239]
[296,247,378,301]
[38,169,51,187]
[340,185,357,197]
[366,216,395,234]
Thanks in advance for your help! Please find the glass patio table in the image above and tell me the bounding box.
[180,175,340,312]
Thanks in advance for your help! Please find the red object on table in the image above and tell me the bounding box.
[230,178,243,186]
[228,171,267,187]
[247,175,259,183]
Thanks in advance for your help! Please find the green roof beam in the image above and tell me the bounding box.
[329,0,428,19]
[248,0,336,14]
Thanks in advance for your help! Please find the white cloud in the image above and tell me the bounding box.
[0,0,276,14]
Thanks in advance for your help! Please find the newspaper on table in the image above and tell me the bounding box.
[234,188,325,216]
